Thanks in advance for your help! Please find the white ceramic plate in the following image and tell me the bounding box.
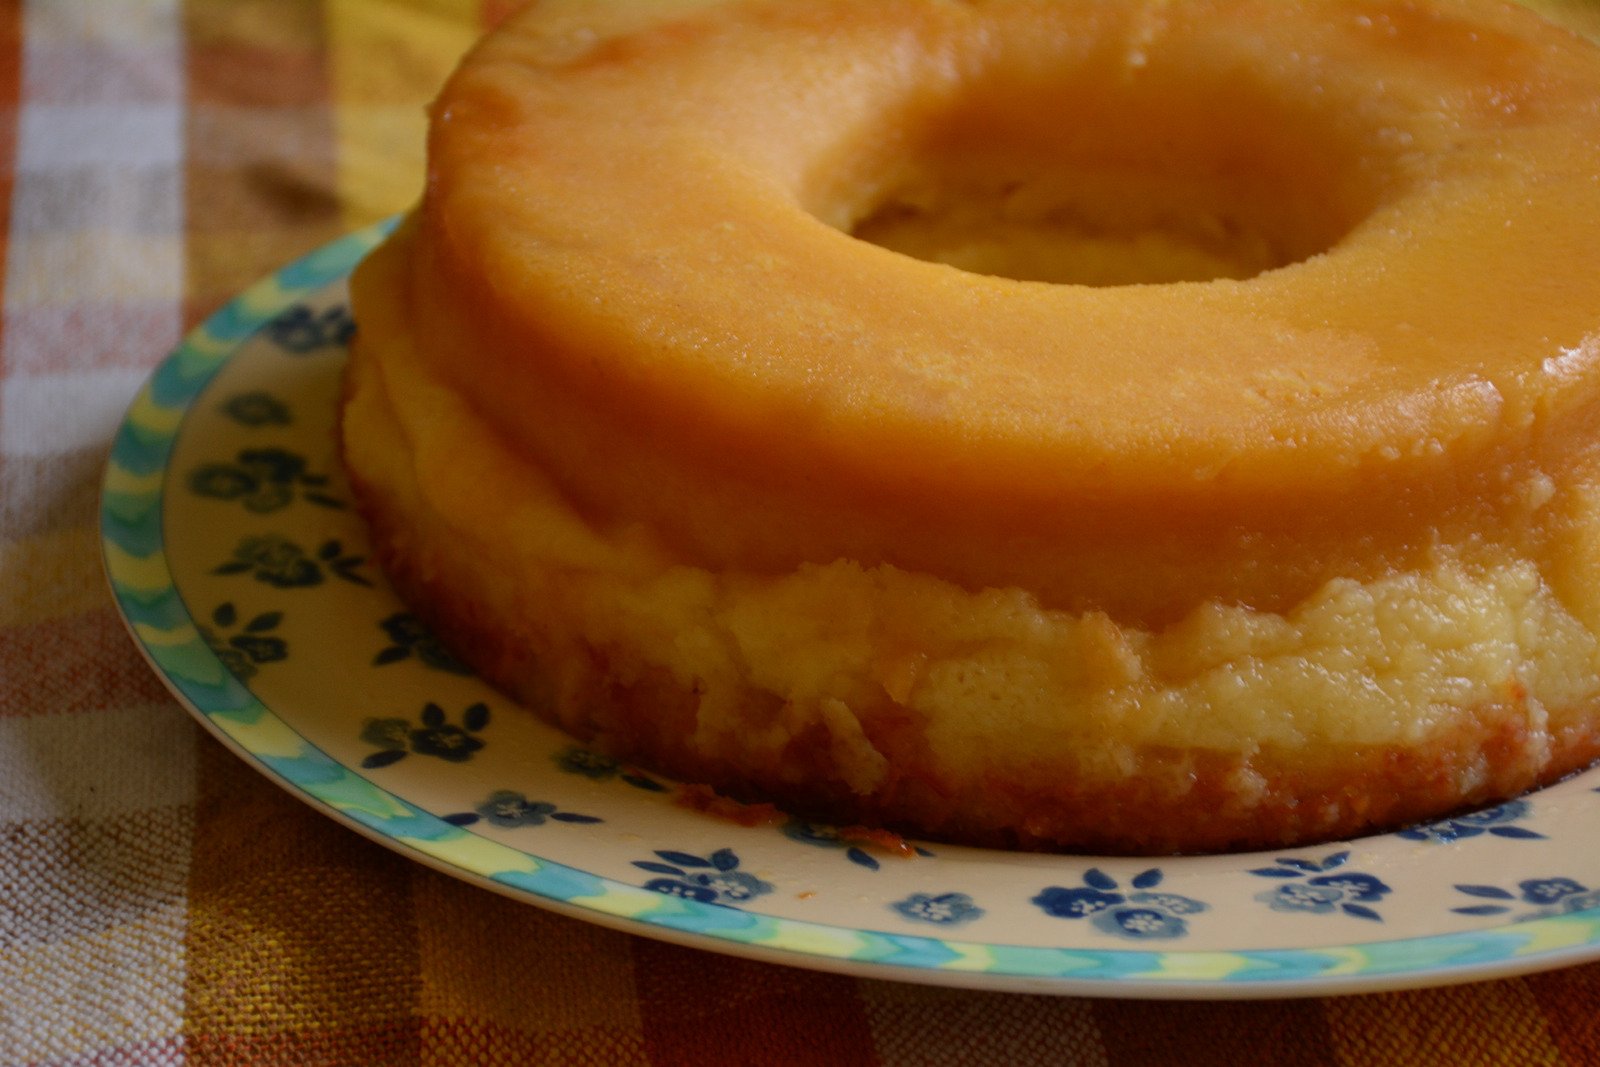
[102,223,1600,999]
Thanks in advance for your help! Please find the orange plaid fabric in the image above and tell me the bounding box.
[4,1,1600,1064]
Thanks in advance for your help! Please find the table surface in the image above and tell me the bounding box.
[7,1,1600,1063]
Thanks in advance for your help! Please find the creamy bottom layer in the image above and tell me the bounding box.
[341,320,1600,852]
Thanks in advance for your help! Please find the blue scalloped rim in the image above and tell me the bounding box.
[100,221,1600,998]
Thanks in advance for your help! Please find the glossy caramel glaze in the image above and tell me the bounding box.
[406,0,1600,622]
[345,0,1600,851]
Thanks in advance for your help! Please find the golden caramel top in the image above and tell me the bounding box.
[387,0,1600,618]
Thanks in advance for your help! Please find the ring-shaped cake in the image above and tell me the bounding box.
[344,0,1600,852]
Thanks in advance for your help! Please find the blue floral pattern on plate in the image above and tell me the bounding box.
[443,789,602,829]
[197,602,287,681]
[213,534,370,588]
[268,303,355,352]
[1032,868,1208,940]
[189,447,344,512]
[1396,800,1545,843]
[781,820,934,871]
[361,701,490,768]
[1250,852,1392,922]
[220,390,291,426]
[1453,877,1600,920]
[893,891,983,926]
[633,849,773,905]
[372,613,473,674]
[552,745,668,792]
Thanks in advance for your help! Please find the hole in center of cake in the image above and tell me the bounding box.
[820,64,1385,287]
[848,176,1297,286]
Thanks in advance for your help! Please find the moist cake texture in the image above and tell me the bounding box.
[344,0,1600,852]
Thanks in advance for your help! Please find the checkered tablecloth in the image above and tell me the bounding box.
[6,1,1600,1063]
